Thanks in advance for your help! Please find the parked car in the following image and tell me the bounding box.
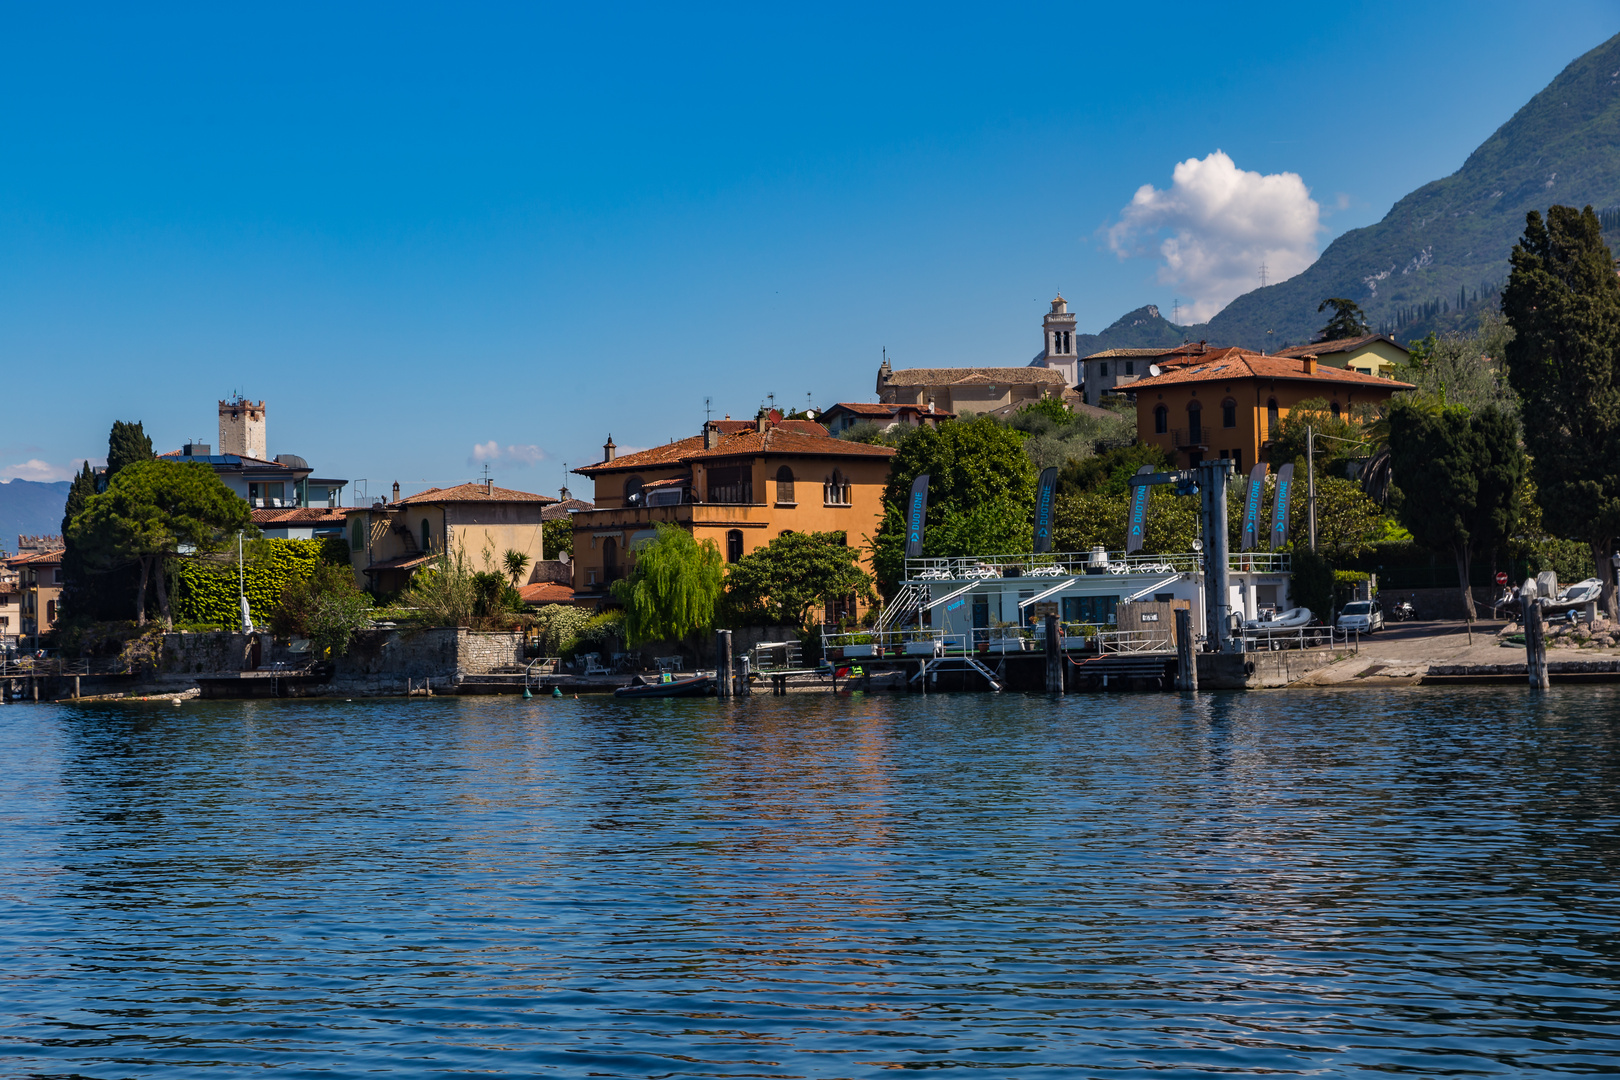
[1336,600,1384,633]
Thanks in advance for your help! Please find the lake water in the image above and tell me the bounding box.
[3,688,1618,1078]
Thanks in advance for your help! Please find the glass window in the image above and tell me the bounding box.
[1222,398,1237,428]
[624,475,645,504]
[1061,595,1118,624]
[1099,362,1109,377]
[1154,405,1168,434]
[726,530,744,563]
[1267,398,1279,436]
[420,518,431,552]
[1125,361,1135,376]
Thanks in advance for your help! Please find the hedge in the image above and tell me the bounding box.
[171,538,330,625]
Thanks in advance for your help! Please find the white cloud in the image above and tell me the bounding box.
[467,441,546,468]
[1,459,78,482]
[1107,150,1321,322]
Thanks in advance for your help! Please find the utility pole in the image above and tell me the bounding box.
[1306,426,1317,552]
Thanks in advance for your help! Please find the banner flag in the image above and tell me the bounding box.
[1240,463,1268,551]
[903,473,931,559]
[1270,463,1295,549]
[1126,465,1154,554]
[1032,466,1059,553]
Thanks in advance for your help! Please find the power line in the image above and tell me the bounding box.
[1259,262,1269,288]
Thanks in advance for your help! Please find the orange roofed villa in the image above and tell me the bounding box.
[1126,349,1414,471]
[570,411,896,614]
[343,481,557,595]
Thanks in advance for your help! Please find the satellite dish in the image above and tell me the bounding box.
[1148,364,1162,377]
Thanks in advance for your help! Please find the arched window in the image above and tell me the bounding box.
[602,537,619,579]
[1187,400,1203,442]
[623,475,644,505]
[726,529,744,564]
[350,516,364,553]
[1267,397,1279,436]
[1330,401,1342,419]
[420,518,431,552]
[1222,397,1237,428]
[824,469,851,506]
[775,465,795,504]
[1154,404,1168,434]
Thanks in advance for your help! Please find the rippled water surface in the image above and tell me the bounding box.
[3,688,1619,1077]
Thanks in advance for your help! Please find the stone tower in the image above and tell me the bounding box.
[219,398,267,459]
[1043,295,1076,363]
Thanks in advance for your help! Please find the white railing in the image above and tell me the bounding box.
[904,549,1289,582]
[1241,625,1360,653]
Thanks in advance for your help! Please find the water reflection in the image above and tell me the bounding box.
[1,687,1617,1077]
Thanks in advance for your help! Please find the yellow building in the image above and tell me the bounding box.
[4,546,64,644]
[1128,349,1413,470]
[570,414,896,614]
[875,357,1068,414]
[1274,334,1410,379]
[344,481,556,594]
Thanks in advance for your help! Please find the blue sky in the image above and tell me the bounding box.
[2,2,1614,498]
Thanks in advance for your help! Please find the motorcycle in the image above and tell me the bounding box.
[1392,600,1416,622]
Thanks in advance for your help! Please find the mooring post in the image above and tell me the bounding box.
[1175,608,1197,691]
[715,630,732,699]
[1523,578,1550,690]
[1044,614,1063,693]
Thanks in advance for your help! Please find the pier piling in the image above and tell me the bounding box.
[715,631,732,699]
[1044,614,1063,693]
[1175,608,1198,691]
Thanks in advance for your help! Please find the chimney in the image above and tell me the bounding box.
[559,484,571,501]
[603,435,616,462]
[704,423,721,450]
[1301,354,1318,375]
[756,409,768,434]
[485,478,494,494]
[392,481,400,503]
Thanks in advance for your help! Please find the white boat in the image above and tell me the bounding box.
[1243,606,1313,631]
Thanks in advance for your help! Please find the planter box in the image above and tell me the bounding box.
[840,644,878,659]
[903,641,942,656]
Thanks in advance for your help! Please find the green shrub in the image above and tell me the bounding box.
[171,538,326,625]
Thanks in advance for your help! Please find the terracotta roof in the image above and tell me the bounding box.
[640,476,691,490]
[251,507,349,525]
[541,498,594,520]
[1274,334,1407,358]
[1123,349,1416,392]
[6,548,64,566]
[394,482,558,506]
[575,425,894,475]
[826,402,957,419]
[880,366,1066,387]
[681,427,896,462]
[1082,342,1213,362]
[519,581,579,606]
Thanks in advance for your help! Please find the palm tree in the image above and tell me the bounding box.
[503,549,531,588]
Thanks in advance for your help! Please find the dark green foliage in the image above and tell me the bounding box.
[1056,444,1173,497]
[105,420,154,480]
[1502,204,1620,616]
[171,537,327,624]
[1317,298,1369,341]
[61,462,97,535]
[472,571,525,618]
[1290,548,1335,622]
[610,524,724,646]
[1268,399,1379,481]
[541,517,573,558]
[269,562,374,656]
[1015,396,1074,425]
[66,460,254,629]
[870,417,1037,594]
[722,530,876,632]
[993,397,1135,471]
[1387,400,1527,619]
[1395,312,1518,413]
[319,535,352,566]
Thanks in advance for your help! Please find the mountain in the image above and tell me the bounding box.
[0,479,71,554]
[1068,304,1200,356]
[1200,31,1620,348]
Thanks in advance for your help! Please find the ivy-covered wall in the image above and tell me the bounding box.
[171,538,328,624]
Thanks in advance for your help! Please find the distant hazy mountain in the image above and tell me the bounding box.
[1069,304,1201,357]
[0,479,70,554]
[1083,32,1620,351]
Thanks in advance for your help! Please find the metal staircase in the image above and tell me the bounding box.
[873,582,928,633]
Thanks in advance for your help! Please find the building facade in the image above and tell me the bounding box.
[1127,349,1414,470]
[1273,334,1410,378]
[1079,342,1213,405]
[569,413,896,610]
[876,359,1067,414]
[343,481,556,595]
[1028,294,1080,386]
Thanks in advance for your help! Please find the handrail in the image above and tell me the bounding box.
[903,549,1289,581]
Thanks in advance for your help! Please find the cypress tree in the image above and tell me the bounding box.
[1502,205,1620,617]
[106,420,154,480]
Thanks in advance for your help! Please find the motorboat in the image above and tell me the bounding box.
[613,673,715,698]
[1548,577,1602,611]
[1243,606,1313,631]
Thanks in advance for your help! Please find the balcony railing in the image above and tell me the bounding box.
[1169,427,1207,449]
[903,549,1289,581]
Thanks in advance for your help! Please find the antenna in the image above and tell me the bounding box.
[1259,262,1269,288]
[768,393,775,411]
[705,397,712,423]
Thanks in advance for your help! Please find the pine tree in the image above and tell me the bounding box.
[1316,298,1369,341]
[106,420,154,480]
[1502,205,1620,618]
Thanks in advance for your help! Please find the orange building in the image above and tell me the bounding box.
[1126,349,1414,470]
[570,412,896,610]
